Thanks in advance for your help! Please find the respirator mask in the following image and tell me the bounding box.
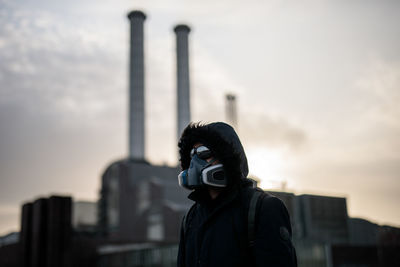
[178,145,227,190]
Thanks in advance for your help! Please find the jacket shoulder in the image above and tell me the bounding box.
[251,190,297,266]
[257,191,291,227]
[240,186,274,204]
[260,193,287,211]
[240,187,292,237]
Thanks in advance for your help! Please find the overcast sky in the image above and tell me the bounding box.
[1,0,399,235]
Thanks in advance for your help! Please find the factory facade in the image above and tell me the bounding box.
[98,159,191,243]
[1,9,399,267]
[4,189,398,267]
[97,189,400,267]
[94,9,400,267]
[97,10,193,245]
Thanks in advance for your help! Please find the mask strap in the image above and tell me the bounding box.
[202,158,218,170]
[208,158,218,165]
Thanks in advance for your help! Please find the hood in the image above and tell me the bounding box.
[178,122,249,186]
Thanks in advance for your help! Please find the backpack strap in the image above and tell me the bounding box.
[248,190,264,247]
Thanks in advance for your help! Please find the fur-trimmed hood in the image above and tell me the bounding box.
[178,122,249,186]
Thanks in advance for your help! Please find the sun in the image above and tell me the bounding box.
[246,147,286,190]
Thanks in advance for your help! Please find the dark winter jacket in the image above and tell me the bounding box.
[177,122,297,267]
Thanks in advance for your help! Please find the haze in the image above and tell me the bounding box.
[0,0,399,235]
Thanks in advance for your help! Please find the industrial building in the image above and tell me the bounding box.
[97,10,193,244]
[1,9,399,267]
[19,196,72,267]
[73,201,97,232]
[93,9,400,266]
[298,194,349,244]
[98,159,190,243]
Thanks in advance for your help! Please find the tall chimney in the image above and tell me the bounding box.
[127,11,146,160]
[174,25,191,140]
[225,93,238,129]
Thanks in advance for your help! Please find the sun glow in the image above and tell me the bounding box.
[246,148,287,190]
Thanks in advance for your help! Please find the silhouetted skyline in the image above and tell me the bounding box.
[1,0,399,235]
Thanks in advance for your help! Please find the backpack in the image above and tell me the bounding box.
[182,189,265,248]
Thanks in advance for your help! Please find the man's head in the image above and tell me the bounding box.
[178,142,226,190]
[178,122,248,190]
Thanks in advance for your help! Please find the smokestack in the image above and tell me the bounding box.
[174,24,191,140]
[225,93,238,129]
[127,11,146,160]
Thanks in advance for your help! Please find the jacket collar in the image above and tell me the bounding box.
[187,179,254,225]
[187,178,254,204]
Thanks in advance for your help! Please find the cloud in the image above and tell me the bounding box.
[0,1,128,207]
[356,59,400,130]
[1,0,400,234]
[240,113,307,150]
[0,4,126,120]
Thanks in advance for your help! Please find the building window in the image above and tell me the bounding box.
[147,213,164,241]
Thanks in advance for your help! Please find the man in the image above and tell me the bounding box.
[177,122,297,267]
